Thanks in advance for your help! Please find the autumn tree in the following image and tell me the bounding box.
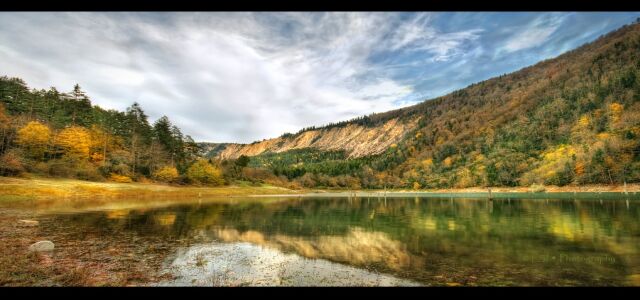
[153,166,179,183]
[0,150,24,176]
[16,121,51,160]
[88,125,110,165]
[186,159,224,186]
[0,103,11,154]
[54,126,91,160]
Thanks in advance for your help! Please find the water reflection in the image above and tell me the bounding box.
[23,197,640,286]
[156,242,420,286]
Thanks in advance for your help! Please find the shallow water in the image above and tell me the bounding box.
[8,195,640,286]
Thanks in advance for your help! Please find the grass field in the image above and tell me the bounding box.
[0,176,299,201]
[2,176,638,202]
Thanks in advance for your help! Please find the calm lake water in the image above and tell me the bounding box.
[13,195,640,286]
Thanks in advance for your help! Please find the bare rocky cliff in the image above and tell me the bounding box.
[214,116,421,160]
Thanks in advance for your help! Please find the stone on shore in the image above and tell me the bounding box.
[28,241,55,252]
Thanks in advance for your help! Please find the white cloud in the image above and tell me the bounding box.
[501,14,566,53]
[385,14,483,61]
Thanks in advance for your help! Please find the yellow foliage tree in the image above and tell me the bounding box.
[16,121,51,160]
[473,153,486,163]
[421,158,434,171]
[88,125,110,165]
[455,167,475,188]
[55,126,92,160]
[609,102,623,123]
[153,166,179,183]
[443,156,453,168]
[578,115,590,128]
[521,144,577,185]
[413,181,422,190]
[186,160,224,186]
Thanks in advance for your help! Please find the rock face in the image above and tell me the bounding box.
[28,241,55,252]
[197,142,231,158]
[214,116,420,160]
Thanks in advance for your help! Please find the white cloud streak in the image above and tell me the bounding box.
[501,14,567,53]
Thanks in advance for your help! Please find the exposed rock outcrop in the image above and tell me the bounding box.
[214,116,420,160]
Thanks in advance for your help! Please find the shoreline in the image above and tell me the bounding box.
[255,184,640,199]
[1,176,639,201]
[251,191,640,200]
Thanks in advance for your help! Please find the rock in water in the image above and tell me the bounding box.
[18,220,39,226]
[28,241,55,252]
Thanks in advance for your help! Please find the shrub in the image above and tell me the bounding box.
[413,181,422,190]
[186,160,224,186]
[47,159,74,177]
[111,163,131,176]
[529,184,546,193]
[110,173,133,183]
[31,161,50,174]
[75,162,103,181]
[0,151,24,176]
[153,166,179,183]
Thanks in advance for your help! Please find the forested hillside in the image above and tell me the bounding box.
[226,22,640,190]
[0,81,223,185]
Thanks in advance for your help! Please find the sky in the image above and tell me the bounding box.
[1,12,639,143]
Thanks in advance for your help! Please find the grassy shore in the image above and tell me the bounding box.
[0,176,299,201]
[1,176,639,202]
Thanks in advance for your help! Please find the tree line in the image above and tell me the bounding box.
[0,78,223,185]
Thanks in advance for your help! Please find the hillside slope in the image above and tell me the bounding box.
[225,22,640,189]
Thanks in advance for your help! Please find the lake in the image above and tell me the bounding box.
[5,195,640,286]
